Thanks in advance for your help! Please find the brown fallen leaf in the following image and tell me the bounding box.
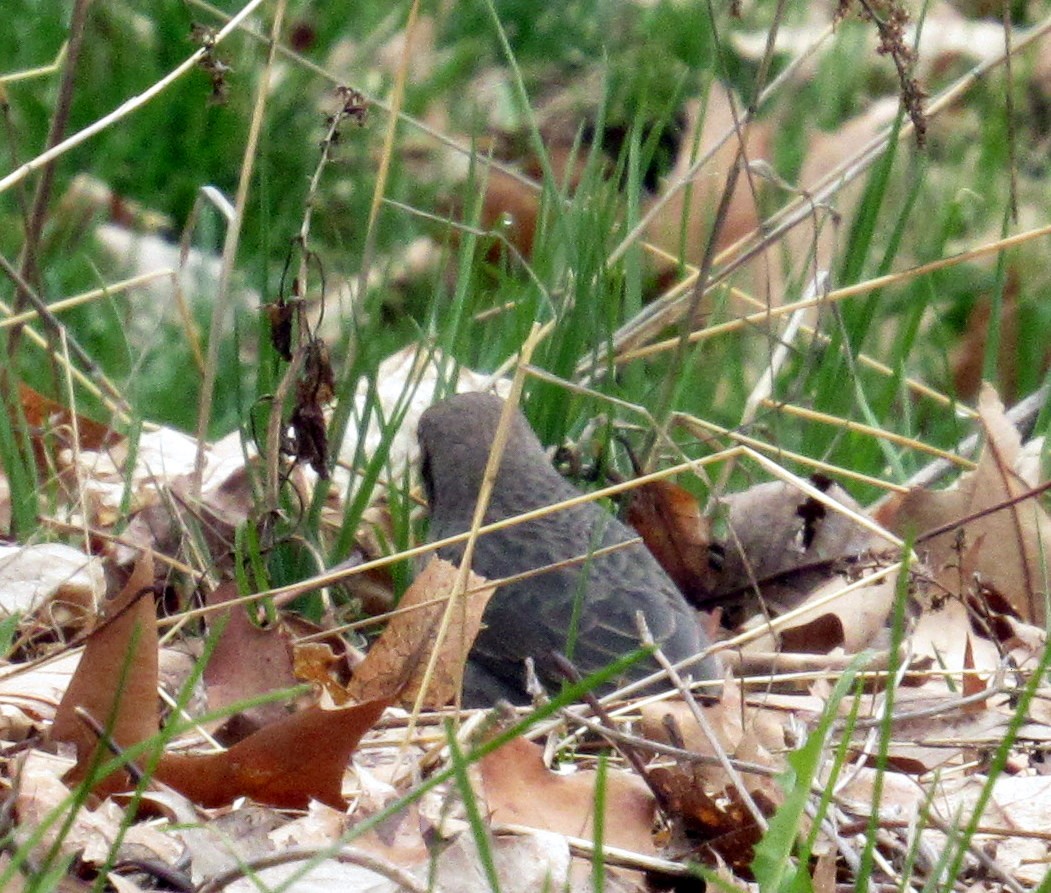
[639,677,785,814]
[49,551,158,797]
[739,557,902,656]
[649,764,772,878]
[20,382,116,454]
[346,556,496,708]
[479,736,657,855]
[881,383,1051,624]
[48,552,392,810]
[626,478,714,607]
[155,695,390,810]
[203,581,299,743]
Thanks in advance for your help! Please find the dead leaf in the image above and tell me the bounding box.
[0,542,105,623]
[465,142,590,264]
[649,766,771,877]
[961,634,986,707]
[203,581,298,743]
[155,695,390,810]
[909,597,1002,678]
[812,851,838,893]
[49,551,157,797]
[884,383,1051,624]
[626,478,714,606]
[294,641,352,704]
[480,736,657,855]
[639,677,786,812]
[432,828,572,893]
[46,549,388,810]
[20,382,115,454]
[346,557,496,708]
[15,750,182,872]
[739,560,901,655]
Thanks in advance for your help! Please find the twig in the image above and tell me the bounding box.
[6,0,92,360]
[0,0,270,196]
[551,652,674,817]
[493,822,694,877]
[638,616,769,832]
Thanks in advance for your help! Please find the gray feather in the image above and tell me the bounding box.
[418,392,719,705]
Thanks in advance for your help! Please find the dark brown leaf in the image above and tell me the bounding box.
[626,478,714,606]
[203,581,299,743]
[156,696,390,809]
[50,552,158,797]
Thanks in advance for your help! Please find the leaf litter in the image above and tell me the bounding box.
[1,363,1047,892]
[4,18,1051,888]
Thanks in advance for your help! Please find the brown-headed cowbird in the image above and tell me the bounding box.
[418,392,719,705]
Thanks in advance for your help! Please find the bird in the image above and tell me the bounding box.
[417,391,720,706]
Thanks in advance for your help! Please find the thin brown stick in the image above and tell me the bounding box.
[6,0,93,360]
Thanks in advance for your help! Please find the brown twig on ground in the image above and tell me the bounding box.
[550,651,674,818]
[638,616,769,833]
[5,0,93,362]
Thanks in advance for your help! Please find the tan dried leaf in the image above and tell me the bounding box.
[479,736,657,855]
[888,384,1051,624]
[345,557,496,708]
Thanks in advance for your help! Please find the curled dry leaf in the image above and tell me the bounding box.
[626,478,714,607]
[639,679,784,873]
[345,557,496,708]
[881,383,1051,625]
[0,542,105,624]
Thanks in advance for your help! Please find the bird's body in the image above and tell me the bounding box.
[417,392,719,705]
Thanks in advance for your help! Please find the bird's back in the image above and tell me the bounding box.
[418,392,719,704]
[438,471,711,701]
